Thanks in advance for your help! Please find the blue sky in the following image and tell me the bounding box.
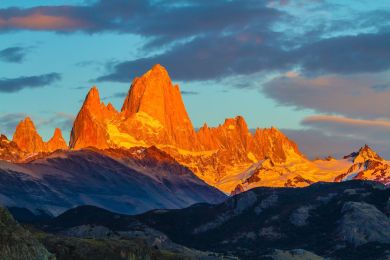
[0,0,389,158]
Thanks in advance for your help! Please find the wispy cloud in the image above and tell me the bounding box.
[39,112,75,135]
[0,73,61,93]
[0,47,26,63]
[263,72,390,119]
[101,92,127,101]
[181,90,199,95]
[285,114,390,159]
[0,113,26,137]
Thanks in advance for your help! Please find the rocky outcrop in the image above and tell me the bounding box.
[338,201,390,246]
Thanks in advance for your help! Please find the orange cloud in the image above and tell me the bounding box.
[0,13,87,30]
[304,115,390,128]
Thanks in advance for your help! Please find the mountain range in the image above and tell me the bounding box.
[5,180,390,259]
[0,64,389,216]
[1,64,390,259]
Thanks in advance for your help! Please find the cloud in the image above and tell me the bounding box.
[303,115,390,129]
[0,113,26,137]
[263,72,390,119]
[0,7,90,31]
[0,47,26,63]
[302,114,390,142]
[181,90,199,95]
[0,1,278,39]
[39,112,75,134]
[296,33,390,76]
[97,33,290,82]
[284,114,390,159]
[102,92,127,101]
[283,128,364,159]
[0,73,61,93]
[2,2,390,83]
[371,83,390,92]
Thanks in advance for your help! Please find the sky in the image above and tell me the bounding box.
[0,0,389,159]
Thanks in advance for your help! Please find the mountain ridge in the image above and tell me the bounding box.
[0,64,389,194]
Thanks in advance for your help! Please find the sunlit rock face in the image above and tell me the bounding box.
[9,117,68,157]
[334,145,390,185]
[12,117,46,154]
[69,86,117,150]
[69,64,305,193]
[121,64,199,150]
[0,134,26,161]
[47,128,67,152]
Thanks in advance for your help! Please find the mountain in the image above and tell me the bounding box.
[70,65,198,151]
[46,128,67,152]
[30,181,390,259]
[69,64,304,193]
[138,180,390,259]
[0,134,26,162]
[12,117,46,154]
[230,144,390,194]
[11,117,68,156]
[1,65,389,196]
[335,145,390,184]
[0,146,226,216]
[1,207,210,259]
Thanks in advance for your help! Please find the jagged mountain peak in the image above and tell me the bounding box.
[356,144,383,161]
[12,117,45,154]
[345,144,383,163]
[84,86,101,106]
[119,64,198,150]
[47,128,68,152]
[222,116,249,132]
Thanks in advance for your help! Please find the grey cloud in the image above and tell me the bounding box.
[39,112,75,134]
[283,114,390,160]
[181,90,199,95]
[0,47,26,63]
[283,128,365,159]
[102,92,127,101]
[262,72,390,119]
[0,73,61,93]
[0,113,26,137]
[371,83,390,92]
